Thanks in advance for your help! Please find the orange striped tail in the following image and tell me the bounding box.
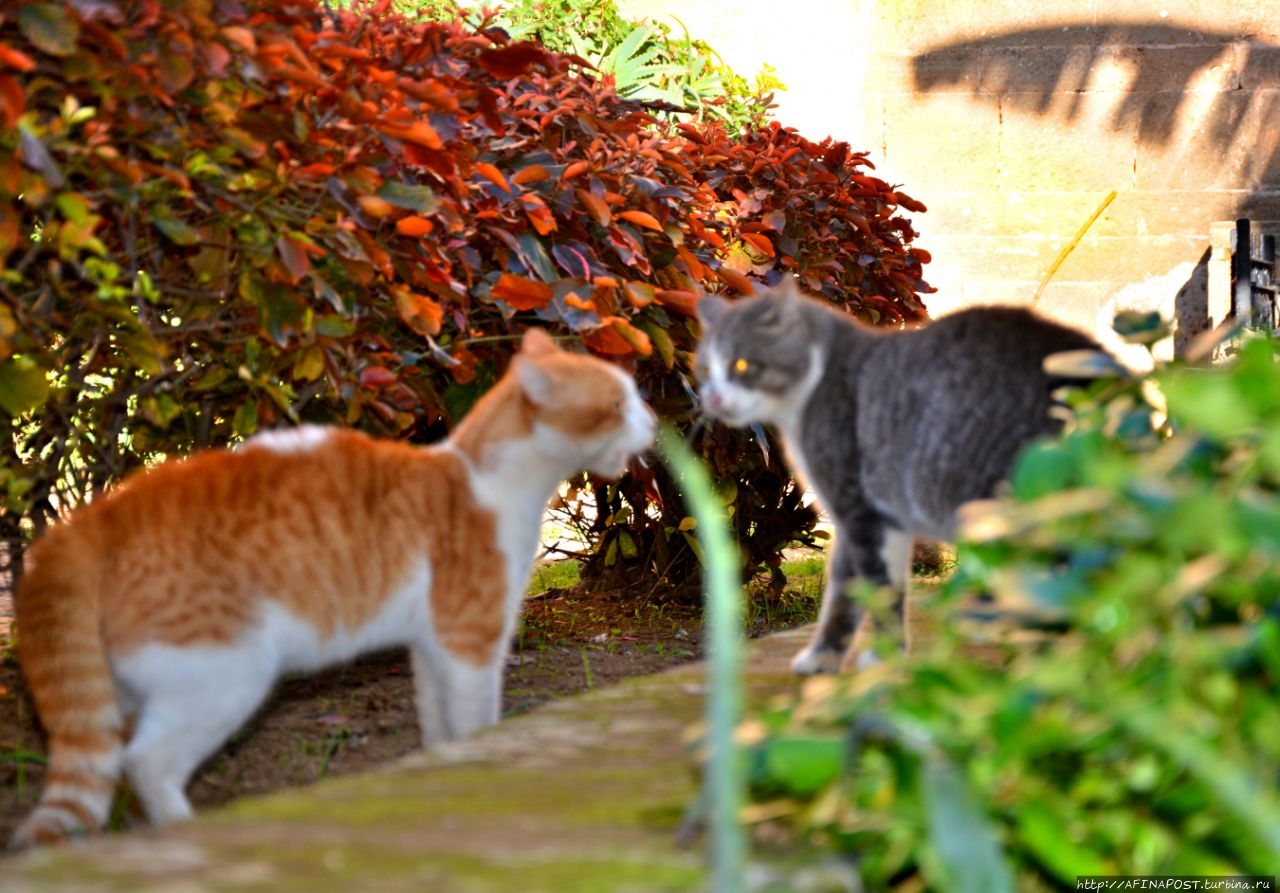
[9,532,123,849]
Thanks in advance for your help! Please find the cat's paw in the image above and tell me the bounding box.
[852,649,883,672]
[790,643,845,676]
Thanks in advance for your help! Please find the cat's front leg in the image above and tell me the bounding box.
[792,517,913,675]
[792,534,863,675]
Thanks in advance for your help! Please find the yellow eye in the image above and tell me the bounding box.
[733,357,750,375]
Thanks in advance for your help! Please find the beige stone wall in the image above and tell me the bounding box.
[618,0,1280,333]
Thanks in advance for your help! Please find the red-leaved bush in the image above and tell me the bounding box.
[0,0,931,586]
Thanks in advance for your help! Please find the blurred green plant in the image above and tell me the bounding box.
[738,322,1280,889]
[416,0,781,130]
[658,424,746,893]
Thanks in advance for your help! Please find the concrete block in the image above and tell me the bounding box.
[879,98,1003,185]
[997,104,1137,193]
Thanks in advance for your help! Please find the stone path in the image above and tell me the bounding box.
[1,628,814,892]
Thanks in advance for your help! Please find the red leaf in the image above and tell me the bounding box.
[492,273,552,311]
[202,41,231,77]
[395,216,434,237]
[276,234,312,284]
[450,343,479,384]
[741,232,776,258]
[360,366,397,388]
[511,165,550,185]
[314,45,372,62]
[576,189,611,227]
[476,41,555,79]
[0,74,24,128]
[584,316,651,357]
[295,163,336,178]
[716,266,756,295]
[221,25,256,53]
[521,194,557,235]
[617,210,663,232]
[381,120,443,150]
[397,78,461,112]
[475,162,510,193]
[563,292,595,312]
[656,289,699,317]
[623,281,656,309]
[0,46,37,72]
[393,287,444,337]
[560,160,589,181]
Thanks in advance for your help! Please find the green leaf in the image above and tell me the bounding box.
[241,270,306,346]
[1011,441,1074,500]
[18,4,80,57]
[618,529,638,559]
[315,316,357,338]
[375,181,439,214]
[117,330,164,375]
[1162,368,1258,439]
[762,736,843,796]
[292,345,326,382]
[233,400,259,438]
[55,192,93,224]
[635,317,675,368]
[1017,799,1107,881]
[1112,309,1169,345]
[922,762,1016,893]
[0,357,49,416]
[154,218,201,246]
[138,394,182,430]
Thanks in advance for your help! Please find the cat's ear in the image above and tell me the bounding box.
[520,327,560,358]
[761,279,801,327]
[697,295,729,327]
[513,355,556,407]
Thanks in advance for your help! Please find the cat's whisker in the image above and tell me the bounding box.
[684,415,710,447]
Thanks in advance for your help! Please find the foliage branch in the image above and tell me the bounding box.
[0,0,931,586]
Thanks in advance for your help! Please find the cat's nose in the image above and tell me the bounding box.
[703,387,723,411]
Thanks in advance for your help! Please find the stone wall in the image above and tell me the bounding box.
[618,0,1280,334]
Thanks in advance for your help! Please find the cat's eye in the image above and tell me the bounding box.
[733,357,750,375]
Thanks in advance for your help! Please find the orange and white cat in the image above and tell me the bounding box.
[10,329,655,848]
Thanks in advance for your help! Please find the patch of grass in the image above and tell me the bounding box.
[0,748,46,804]
[742,553,826,631]
[780,554,825,592]
[528,559,581,595]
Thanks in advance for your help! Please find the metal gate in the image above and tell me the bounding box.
[1232,218,1279,331]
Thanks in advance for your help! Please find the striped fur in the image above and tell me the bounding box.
[11,329,655,848]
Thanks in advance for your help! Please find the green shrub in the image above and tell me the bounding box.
[741,333,1280,888]
[0,0,930,587]
[418,0,781,131]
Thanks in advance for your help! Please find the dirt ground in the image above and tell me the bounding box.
[0,562,821,844]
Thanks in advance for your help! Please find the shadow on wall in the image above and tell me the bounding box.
[911,22,1280,217]
[911,22,1280,352]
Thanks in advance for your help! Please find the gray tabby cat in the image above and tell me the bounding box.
[695,279,1100,674]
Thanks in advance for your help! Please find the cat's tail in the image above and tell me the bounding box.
[9,529,124,849]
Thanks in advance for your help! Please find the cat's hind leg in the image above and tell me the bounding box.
[850,525,913,671]
[116,643,275,826]
[411,641,504,747]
